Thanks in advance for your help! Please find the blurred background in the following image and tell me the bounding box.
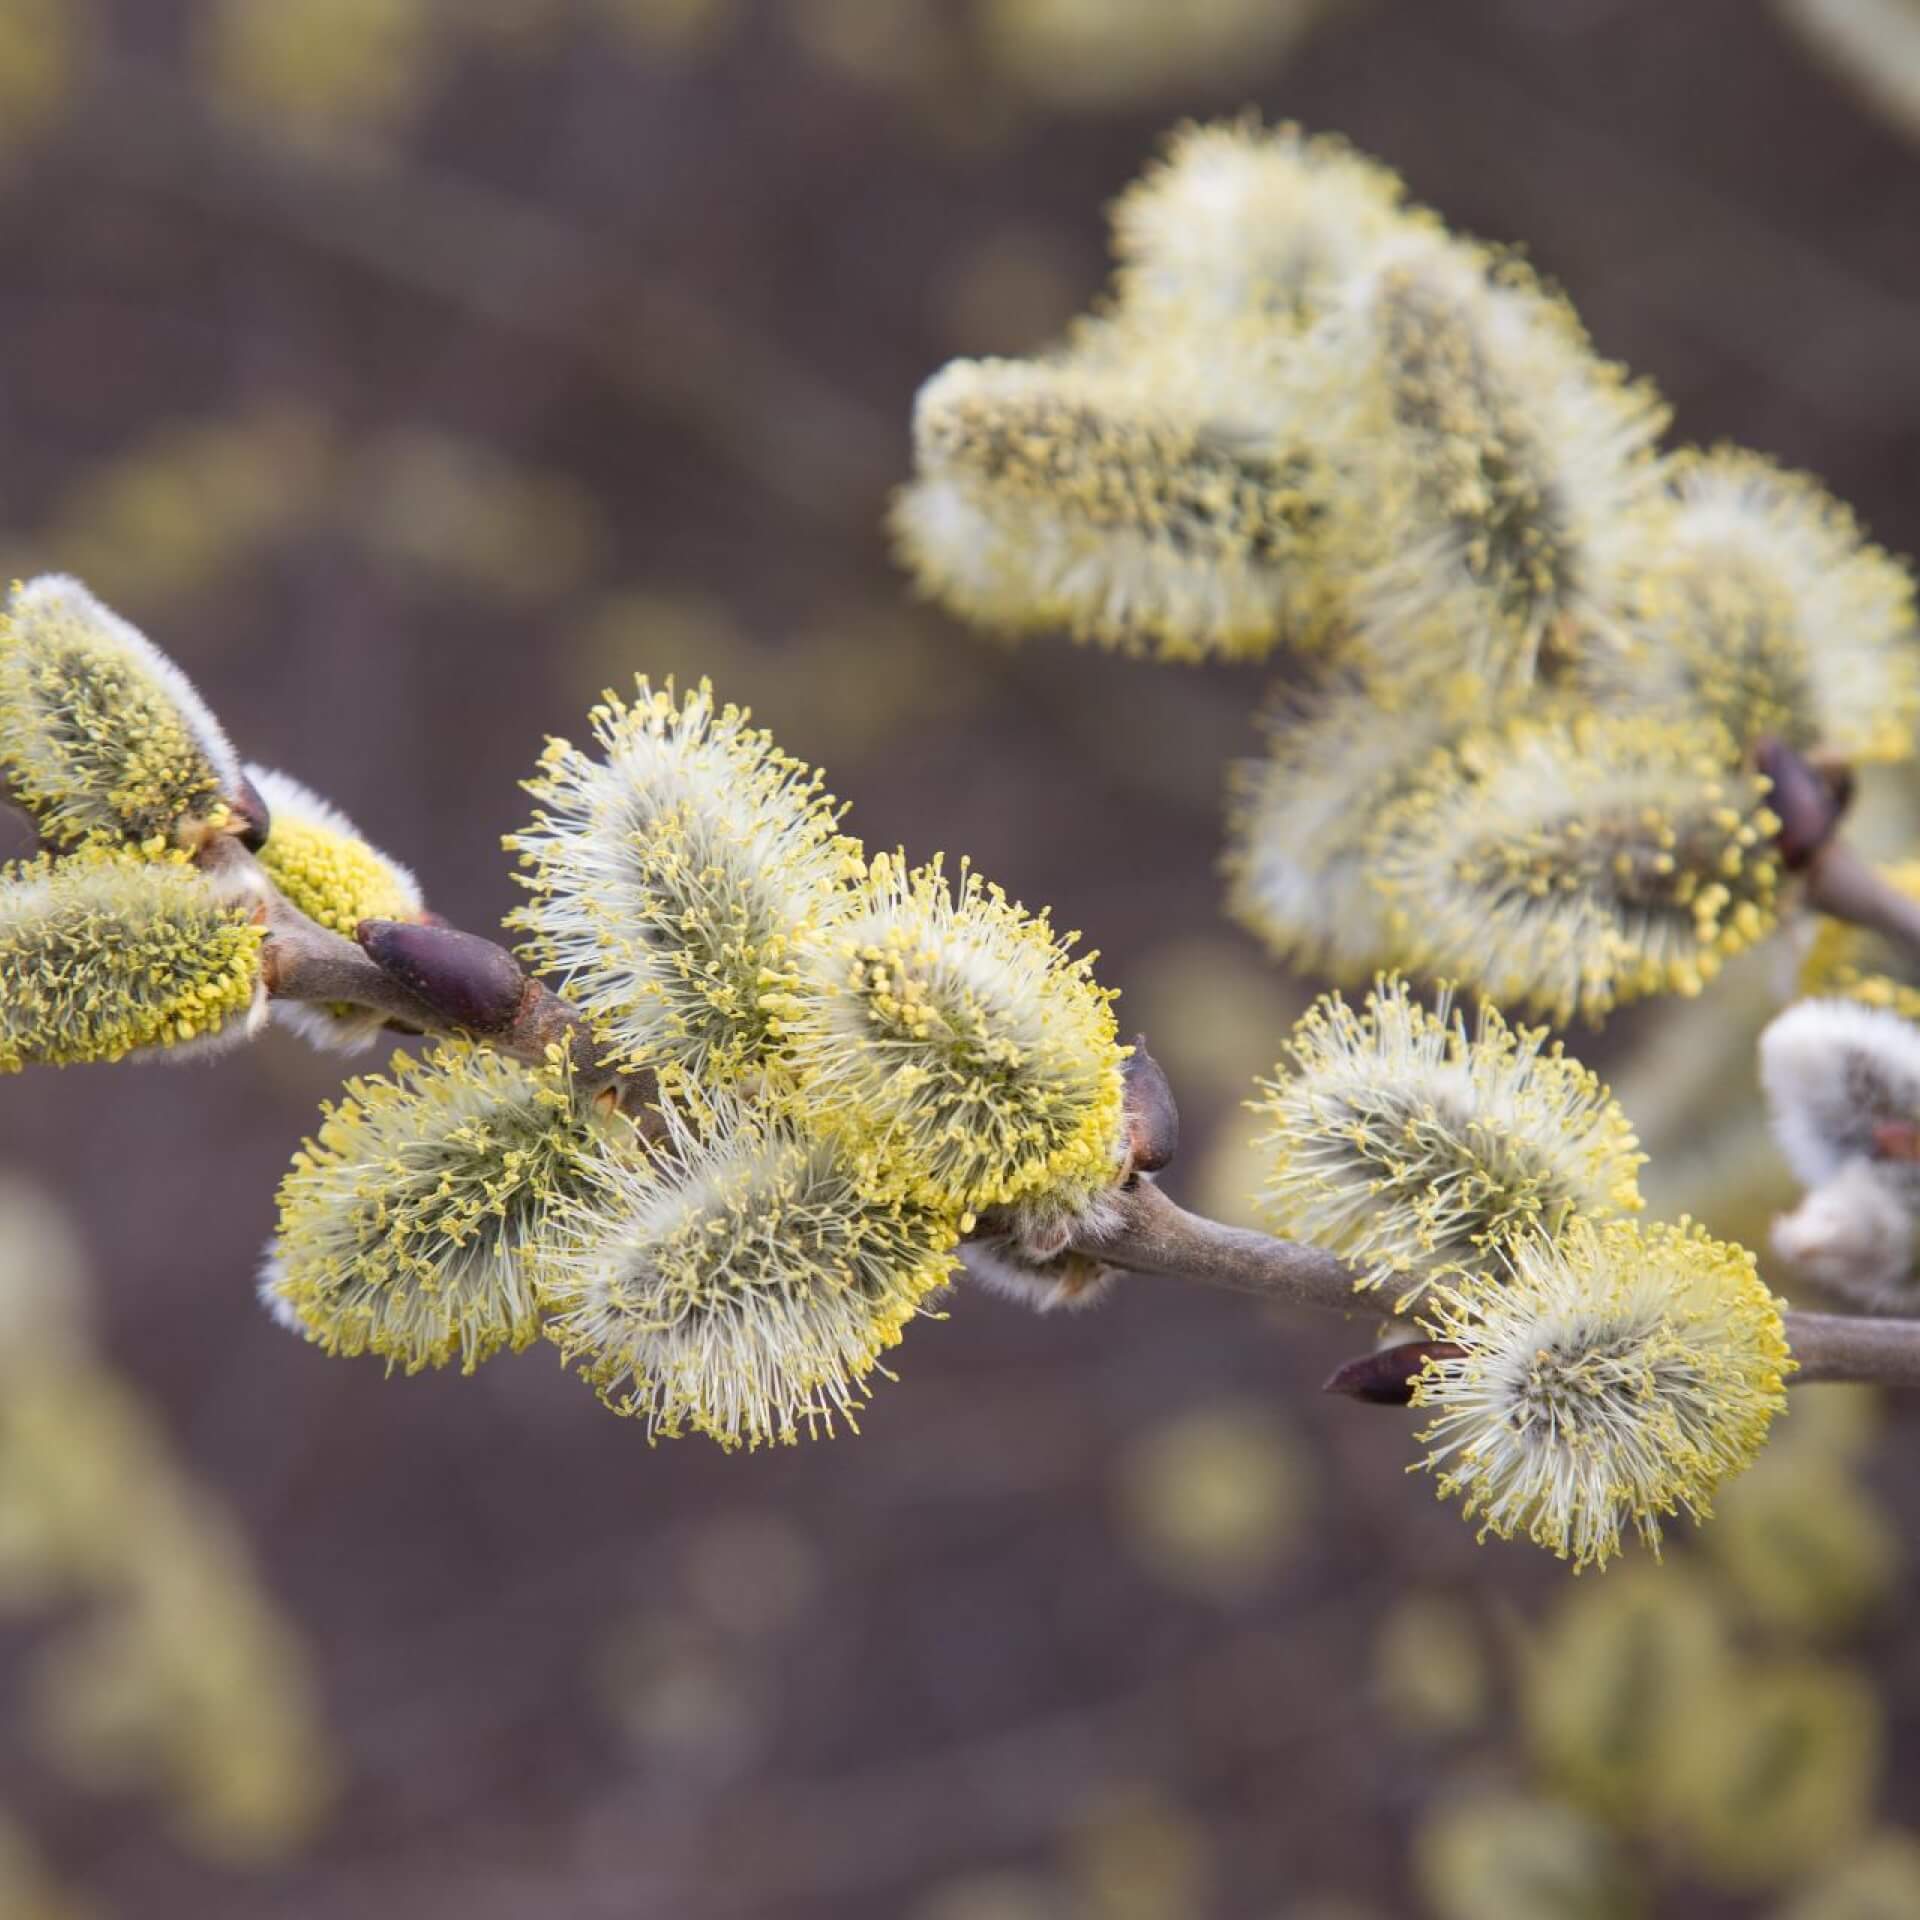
[1,1,1919,1914]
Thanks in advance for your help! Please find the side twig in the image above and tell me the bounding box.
[1777,1310,1920,1389]
[1073,1178,1368,1318]
[1067,1178,1920,1395]
[196,835,654,1112]
[1801,837,1920,962]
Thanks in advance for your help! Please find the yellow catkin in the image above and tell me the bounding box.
[507,677,860,1096]
[1223,670,1494,980]
[1328,245,1667,693]
[892,355,1333,663]
[1252,978,1644,1305]
[1412,1218,1792,1570]
[541,1098,960,1449]
[0,847,264,1070]
[1372,708,1781,1024]
[1588,446,1920,762]
[0,575,241,853]
[248,765,422,935]
[266,1043,614,1374]
[771,851,1126,1220]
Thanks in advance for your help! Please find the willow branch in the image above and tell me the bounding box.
[1778,1310,1920,1389]
[1801,837,1920,963]
[1067,1178,1920,1394]
[1072,1179,1374,1318]
[196,835,654,1112]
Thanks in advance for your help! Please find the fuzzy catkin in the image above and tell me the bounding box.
[1372,709,1781,1023]
[0,574,242,853]
[1252,978,1644,1304]
[1412,1218,1791,1569]
[892,355,1332,663]
[1586,447,1919,762]
[266,1042,613,1373]
[541,1099,960,1448]
[0,848,265,1070]
[507,678,859,1096]
[771,851,1127,1222]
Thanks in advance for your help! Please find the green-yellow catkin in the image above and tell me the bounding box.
[772,851,1127,1222]
[0,574,242,853]
[1587,447,1920,762]
[1412,1218,1791,1569]
[1706,1444,1898,1638]
[1413,1791,1639,1920]
[1372,708,1781,1024]
[541,1098,960,1449]
[891,355,1332,663]
[264,1042,614,1374]
[1328,244,1668,693]
[248,763,426,1053]
[0,847,265,1070]
[1223,671,1487,981]
[1252,979,1644,1305]
[507,678,859,1097]
[895,118,1671,688]
[1521,1561,1732,1827]
[247,764,421,935]
[1676,1660,1880,1891]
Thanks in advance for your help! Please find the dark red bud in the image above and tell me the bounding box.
[1123,1039,1179,1175]
[1872,1120,1920,1163]
[358,919,527,1033]
[1756,737,1848,871]
[1323,1341,1464,1406]
[228,772,272,851]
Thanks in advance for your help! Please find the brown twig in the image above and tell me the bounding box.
[196,834,653,1111]
[1779,1310,1920,1389]
[1801,836,1920,961]
[1071,1178,1368,1318]
[1064,1177,1920,1395]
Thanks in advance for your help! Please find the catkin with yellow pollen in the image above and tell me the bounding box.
[507,678,859,1099]
[247,763,426,1053]
[1371,709,1781,1024]
[1325,245,1668,692]
[1586,447,1920,762]
[1410,1217,1791,1570]
[1252,978,1644,1306]
[263,1042,614,1374]
[772,851,1127,1224]
[0,574,244,853]
[1106,117,1427,331]
[0,847,266,1070]
[541,1097,960,1449]
[247,765,422,935]
[891,355,1332,663]
[1224,669,1493,980]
